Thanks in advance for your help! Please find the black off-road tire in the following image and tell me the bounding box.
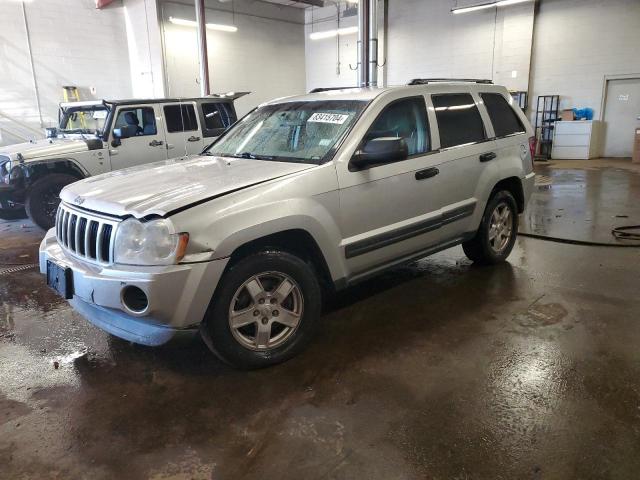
[0,200,27,221]
[462,190,519,265]
[25,174,78,230]
[201,250,322,369]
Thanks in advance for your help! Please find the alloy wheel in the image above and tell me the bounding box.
[488,202,513,254]
[228,271,304,351]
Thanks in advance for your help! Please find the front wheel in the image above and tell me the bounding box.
[25,174,78,230]
[462,190,518,265]
[201,250,322,369]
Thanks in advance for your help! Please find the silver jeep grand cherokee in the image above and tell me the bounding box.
[40,80,536,369]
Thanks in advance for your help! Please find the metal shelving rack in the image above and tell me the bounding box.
[534,95,559,160]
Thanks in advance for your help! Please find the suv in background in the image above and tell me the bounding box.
[0,93,247,229]
[40,80,536,369]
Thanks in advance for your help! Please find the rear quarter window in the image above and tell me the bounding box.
[481,93,525,138]
[432,93,486,149]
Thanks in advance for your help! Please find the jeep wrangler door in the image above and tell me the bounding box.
[337,96,448,275]
[162,102,204,156]
[109,104,168,170]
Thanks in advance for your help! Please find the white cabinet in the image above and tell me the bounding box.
[551,120,602,159]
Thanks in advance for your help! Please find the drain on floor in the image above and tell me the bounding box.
[0,264,38,276]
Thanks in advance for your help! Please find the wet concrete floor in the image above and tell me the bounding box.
[1,161,640,479]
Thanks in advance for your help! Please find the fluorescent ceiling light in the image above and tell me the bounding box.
[452,0,530,14]
[309,26,358,40]
[168,16,237,32]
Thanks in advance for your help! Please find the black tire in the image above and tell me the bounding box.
[25,174,78,230]
[462,190,518,265]
[201,250,322,369]
[0,200,27,221]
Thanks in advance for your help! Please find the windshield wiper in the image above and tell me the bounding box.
[230,152,275,160]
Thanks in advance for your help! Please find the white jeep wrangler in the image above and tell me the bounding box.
[40,80,536,369]
[0,93,246,229]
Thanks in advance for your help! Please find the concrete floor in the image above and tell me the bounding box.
[1,160,639,479]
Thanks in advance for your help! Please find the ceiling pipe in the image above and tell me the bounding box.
[195,0,210,96]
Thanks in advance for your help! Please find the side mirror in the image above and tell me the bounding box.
[351,137,409,170]
[45,127,58,139]
[111,125,136,147]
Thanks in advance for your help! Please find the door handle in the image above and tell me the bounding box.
[479,152,497,162]
[149,140,164,147]
[415,167,439,180]
[187,135,201,142]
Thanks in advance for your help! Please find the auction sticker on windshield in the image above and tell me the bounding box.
[308,113,350,124]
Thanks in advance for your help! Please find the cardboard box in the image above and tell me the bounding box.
[633,128,640,164]
[560,109,575,121]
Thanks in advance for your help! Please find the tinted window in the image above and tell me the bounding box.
[114,107,157,136]
[364,97,429,156]
[164,104,198,132]
[432,94,486,148]
[201,103,226,130]
[481,93,525,137]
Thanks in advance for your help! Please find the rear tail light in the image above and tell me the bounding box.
[528,136,536,161]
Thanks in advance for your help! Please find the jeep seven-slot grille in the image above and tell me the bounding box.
[55,203,118,265]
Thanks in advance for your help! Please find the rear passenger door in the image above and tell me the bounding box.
[429,92,496,238]
[162,102,204,156]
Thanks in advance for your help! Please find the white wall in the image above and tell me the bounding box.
[160,0,306,117]
[304,0,534,92]
[123,0,166,98]
[0,0,132,145]
[529,0,640,120]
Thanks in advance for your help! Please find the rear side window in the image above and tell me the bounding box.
[432,93,486,148]
[164,104,198,132]
[481,93,525,137]
[202,103,226,130]
[364,97,430,156]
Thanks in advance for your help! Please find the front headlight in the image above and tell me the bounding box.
[114,218,189,266]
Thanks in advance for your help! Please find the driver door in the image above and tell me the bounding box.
[108,105,168,170]
[337,96,447,275]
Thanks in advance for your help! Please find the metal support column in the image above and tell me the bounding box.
[367,0,378,87]
[357,0,370,87]
[195,0,210,96]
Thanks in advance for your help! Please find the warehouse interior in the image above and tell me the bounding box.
[1,0,640,478]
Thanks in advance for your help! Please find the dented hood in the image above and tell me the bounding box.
[60,155,315,218]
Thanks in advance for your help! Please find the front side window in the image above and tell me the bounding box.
[481,93,525,138]
[205,100,367,164]
[164,104,198,132]
[432,93,486,148]
[363,97,429,156]
[114,107,157,136]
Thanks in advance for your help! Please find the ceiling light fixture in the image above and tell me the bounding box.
[309,25,358,40]
[168,16,238,32]
[451,0,531,14]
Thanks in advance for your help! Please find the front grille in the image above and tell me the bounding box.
[55,203,119,265]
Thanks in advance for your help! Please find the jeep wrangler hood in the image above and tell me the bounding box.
[60,155,315,218]
[0,137,102,162]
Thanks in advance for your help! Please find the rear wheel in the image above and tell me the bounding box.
[463,190,518,265]
[0,200,27,221]
[201,250,322,369]
[25,174,78,230]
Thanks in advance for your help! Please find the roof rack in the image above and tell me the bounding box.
[309,86,358,93]
[408,78,493,85]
